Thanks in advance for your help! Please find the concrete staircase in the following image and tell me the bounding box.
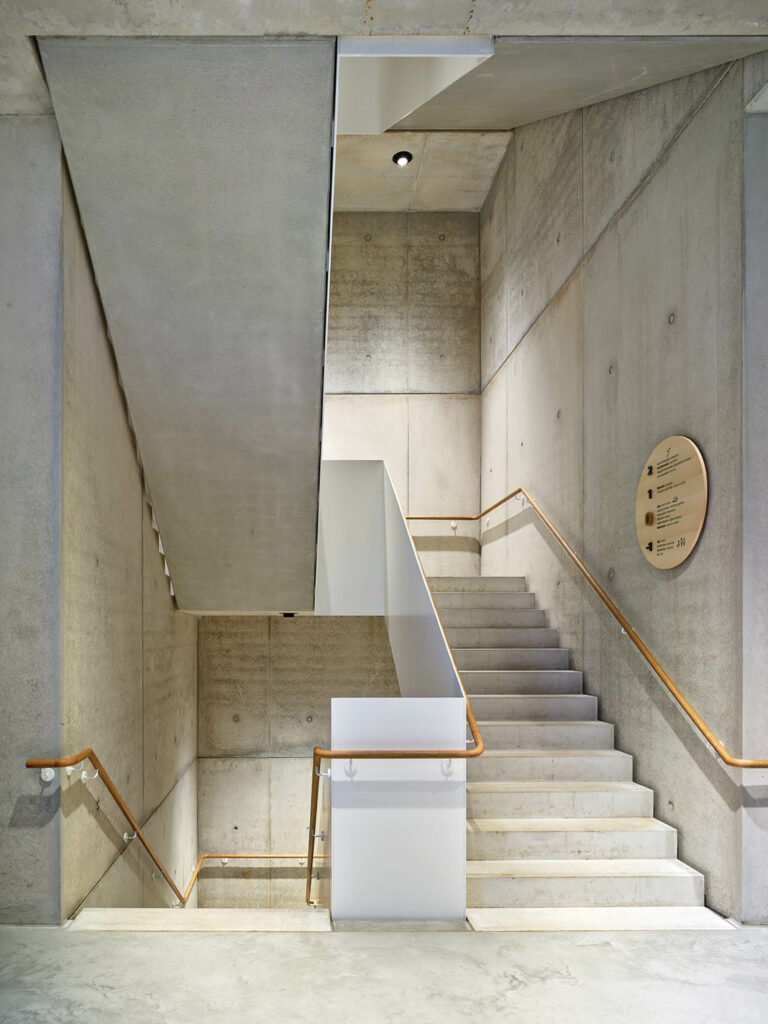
[430,576,733,931]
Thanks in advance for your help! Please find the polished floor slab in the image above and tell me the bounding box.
[1,924,767,1024]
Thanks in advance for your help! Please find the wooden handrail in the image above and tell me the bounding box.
[25,748,317,908]
[305,699,484,906]
[407,486,768,770]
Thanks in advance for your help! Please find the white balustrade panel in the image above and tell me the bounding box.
[330,698,466,921]
[316,460,468,920]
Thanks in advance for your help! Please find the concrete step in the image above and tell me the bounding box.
[470,694,597,721]
[461,670,582,695]
[466,858,704,908]
[466,781,653,818]
[476,720,614,750]
[428,576,526,593]
[466,906,733,931]
[454,648,569,671]
[69,908,332,932]
[468,749,633,782]
[440,608,547,628]
[434,591,535,610]
[466,817,677,860]
[446,626,558,648]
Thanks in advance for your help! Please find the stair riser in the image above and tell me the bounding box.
[434,592,535,610]
[466,790,653,818]
[468,753,633,782]
[470,695,597,721]
[447,627,558,648]
[441,609,547,628]
[476,722,614,750]
[461,670,582,695]
[429,577,526,593]
[467,830,677,860]
[455,649,569,671]
[466,874,704,909]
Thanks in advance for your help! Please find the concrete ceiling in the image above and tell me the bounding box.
[2,4,768,114]
[40,37,336,613]
[394,36,768,130]
[334,132,510,212]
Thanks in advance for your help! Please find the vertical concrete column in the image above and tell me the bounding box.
[0,116,63,923]
[742,112,768,925]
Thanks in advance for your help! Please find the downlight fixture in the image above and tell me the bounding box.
[392,150,413,167]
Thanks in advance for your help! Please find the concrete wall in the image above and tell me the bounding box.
[0,116,63,924]
[59,175,198,917]
[323,212,481,576]
[197,616,399,908]
[741,56,768,923]
[479,61,761,919]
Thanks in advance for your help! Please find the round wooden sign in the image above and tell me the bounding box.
[635,436,708,569]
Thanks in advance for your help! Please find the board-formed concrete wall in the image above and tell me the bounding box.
[323,212,481,576]
[59,174,198,917]
[0,115,63,925]
[196,616,399,908]
[479,59,767,920]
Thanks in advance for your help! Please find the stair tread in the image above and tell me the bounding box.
[465,907,733,931]
[475,719,610,727]
[466,817,674,833]
[471,694,593,700]
[476,749,624,757]
[456,648,568,653]
[467,781,651,793]
[466,858,702,879]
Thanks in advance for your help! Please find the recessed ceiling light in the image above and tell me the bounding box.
[392,151,413,167]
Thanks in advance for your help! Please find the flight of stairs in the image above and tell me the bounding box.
[430,576,733,931]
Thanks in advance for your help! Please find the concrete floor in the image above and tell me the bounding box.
[1,925,767,1023]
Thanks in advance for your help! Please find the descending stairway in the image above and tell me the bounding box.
[430,576,733,931]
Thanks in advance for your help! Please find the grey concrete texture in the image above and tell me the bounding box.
[77,763,198,912]
[197,757,323,909]
[4,2,768,117]
[741,112,768,924]
[480,61,753,918]
[40,37,336,613]
[0,115,62,924]
[198,616,399,758]
[142,500,198,816]
[395,37,768,131]
[197,615,398,907]
[327,212,480,395]
[482,276,586,668]
[60,172,144,918]
[322,394,481,576]
[334,132,510,213]
[59,177,199,918]
[480,64,742,388]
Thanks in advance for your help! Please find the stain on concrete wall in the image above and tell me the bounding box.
[479,63,748,917]
[197,616,399,908]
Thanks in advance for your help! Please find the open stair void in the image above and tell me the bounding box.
[39,38,337,612]
[429,576,733,932]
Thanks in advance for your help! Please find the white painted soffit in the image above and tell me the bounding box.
[40,37,336,613]
[394,36,768,130]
